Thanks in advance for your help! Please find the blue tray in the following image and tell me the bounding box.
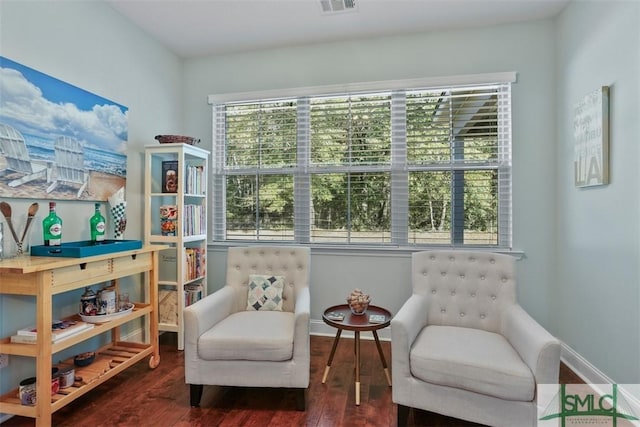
[30,240,143,258]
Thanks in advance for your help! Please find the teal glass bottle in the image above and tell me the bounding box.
[90,203,106,243]
[42,202,62,246]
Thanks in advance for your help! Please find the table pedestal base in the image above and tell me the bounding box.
[322,328,391,406]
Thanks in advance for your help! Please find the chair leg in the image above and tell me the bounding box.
[190,384,203,407]
[295,388,306,411]
[397,404,410,426]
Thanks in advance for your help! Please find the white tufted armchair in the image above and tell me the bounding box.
[391,250,560,427]
[184,246,311,410]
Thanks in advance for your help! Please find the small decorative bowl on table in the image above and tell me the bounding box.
[347,289,371,315]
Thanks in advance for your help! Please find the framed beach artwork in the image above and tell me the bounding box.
[0,56,128,201]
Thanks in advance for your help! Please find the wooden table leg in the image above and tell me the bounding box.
[372,330,392,386]
[355,330,361,405]
[322,328,342,383]
[111,279,121,343]
[149,251,160,369]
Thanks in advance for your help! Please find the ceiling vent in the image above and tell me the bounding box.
[320,0,357,14]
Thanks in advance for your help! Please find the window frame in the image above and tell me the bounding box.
[210,72,516,250]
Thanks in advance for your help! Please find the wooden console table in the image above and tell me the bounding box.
[0,245,166,426]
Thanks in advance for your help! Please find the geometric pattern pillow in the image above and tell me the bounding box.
[246,274,285,311]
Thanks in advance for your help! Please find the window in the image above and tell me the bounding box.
[211,74,513,249]
[222,100,297,240]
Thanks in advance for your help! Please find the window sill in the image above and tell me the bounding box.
[207,241,524,259]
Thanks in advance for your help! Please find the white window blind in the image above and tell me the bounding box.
[308,93,392,243]
[219,100,297,241]
[310,93,391,167]
[211,76,513,248]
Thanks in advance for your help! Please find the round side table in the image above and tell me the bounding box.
[321,304,392,405]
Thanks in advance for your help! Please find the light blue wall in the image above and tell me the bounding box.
[183,20,559,331]
[0,0,182,402]
[555,1,640,383]
[1,0,184,242]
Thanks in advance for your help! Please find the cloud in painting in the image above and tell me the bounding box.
[0,66,128,153]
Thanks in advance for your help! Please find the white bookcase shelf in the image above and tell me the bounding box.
[144,143,209,350]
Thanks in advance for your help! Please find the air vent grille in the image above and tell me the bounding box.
[320,0,357,14]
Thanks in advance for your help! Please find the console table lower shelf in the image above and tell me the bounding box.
[0,341,155,418]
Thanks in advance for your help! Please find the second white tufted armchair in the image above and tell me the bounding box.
[391,250,560,427]
[184,246,311,410]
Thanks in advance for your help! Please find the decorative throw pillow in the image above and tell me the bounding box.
[246,274,285,311]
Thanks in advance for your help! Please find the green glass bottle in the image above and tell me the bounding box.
[42,201,62,246]
[90,203,106,243]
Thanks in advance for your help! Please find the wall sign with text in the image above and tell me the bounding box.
[574,86,610,187]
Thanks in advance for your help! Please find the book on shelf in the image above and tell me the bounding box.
[186,165,205,194]
[184,283,204,306]
[184,247,206,281]
[183,204,205,236]
[159,205,178,236]
[15,320,94,342]
[10,335,39,344]
[158,247,206,282]
[161,160,179,193]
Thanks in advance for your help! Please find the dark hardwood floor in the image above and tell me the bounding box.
[3,334,582,427]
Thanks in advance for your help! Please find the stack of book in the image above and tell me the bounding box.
[11,320,94,344]
[183,204,205,236]
[184,284,204,306]
[186,165,205,194]
[184,247,206,281]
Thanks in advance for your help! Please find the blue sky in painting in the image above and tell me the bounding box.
[2,57,127,114]
[0,56,128,177]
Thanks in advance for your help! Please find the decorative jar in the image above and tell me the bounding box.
[347,291,371,315]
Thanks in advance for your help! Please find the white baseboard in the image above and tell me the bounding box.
[560,341,613,384]
[561,341,640,416]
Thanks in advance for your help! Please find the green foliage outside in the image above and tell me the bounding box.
[223,91,500,244]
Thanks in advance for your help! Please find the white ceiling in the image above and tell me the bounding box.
[105,0,570,58]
